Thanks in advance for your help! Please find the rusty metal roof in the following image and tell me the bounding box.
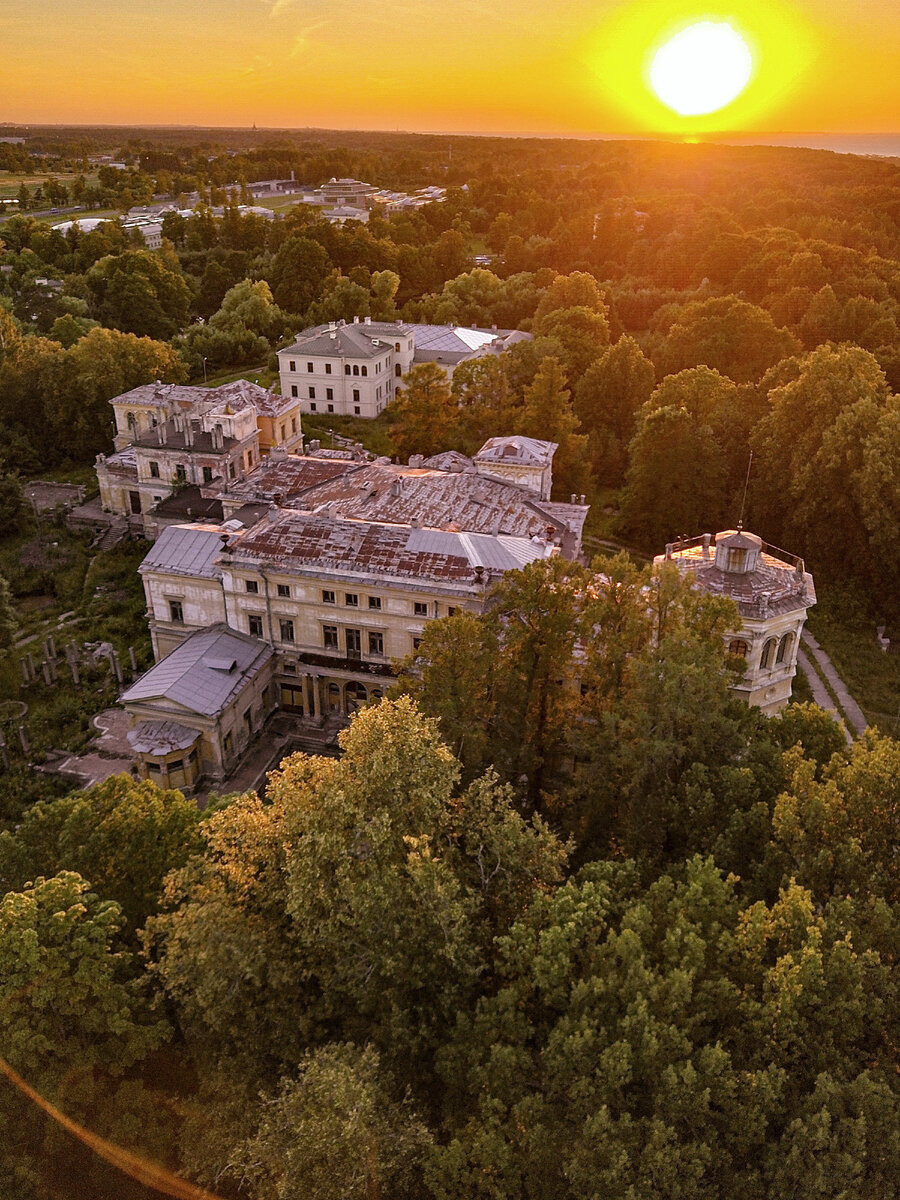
[290,462,571,541]
[661,535,816,619]
[224,455,362,503]
[226,511,555,583]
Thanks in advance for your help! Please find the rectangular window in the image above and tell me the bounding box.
[368,596,381,610]
[327,404,334,413]
[323,624,338,650]
[245,580,259,594]
[368,631,384,655]
[308,386,316,399]
[229,462,236,479]
[354,406,360,415]
[147,762,162,776]
[224,731,233,756]
[174,464,186,483]
[169,758,183,773]
[310,403,317,412]
[202,466,213,483]
[325,363,332,374]
[291,417,297,434]
[149,460,160,479]
[280,618,295,643]
[280,424,286,441]
[346,627,361,658]
[289,360,296,371]
[291,385,298,397]
[307,362,314,372]
[353,388,360,402]
[326,387,333,401]
[322,589,335,604]
[248,614,263,637]
[448,606,458,616]
[412,636,422,650]
[168,599,184,623]
[277,583,290,598]
[414,601,428,616]
[344,593,358,607]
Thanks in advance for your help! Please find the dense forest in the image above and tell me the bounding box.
[2,128,900,1197]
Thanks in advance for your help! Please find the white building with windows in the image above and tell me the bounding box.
[277,319,531,418]
[656,528,816,714]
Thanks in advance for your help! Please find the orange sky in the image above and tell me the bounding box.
[3,0,900,134]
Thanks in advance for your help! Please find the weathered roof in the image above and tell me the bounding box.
[224,455,361,503]
[121,624,273,717]
[127,719,200,755]
[101,447,138,478]
[475,436,558,467]
[422,450,475,472]
[250,388,298,418]
[150,487,224,523]
[659,532,816,619]
[291,462,569,541]
[226,512,556,584]
[139,524,226,579]
[408,324,498,356]
[111,379,270,415]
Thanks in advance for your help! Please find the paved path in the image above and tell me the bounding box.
[796,646,851,744]
[800,630,868,739]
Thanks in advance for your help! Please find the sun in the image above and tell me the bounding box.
[649,21,753,116]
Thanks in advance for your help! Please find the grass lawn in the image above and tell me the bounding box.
[805,587,900,734]
[302,410,397,459]
[203,363,277,389]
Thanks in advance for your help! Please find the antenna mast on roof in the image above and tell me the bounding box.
[737,450,753,531]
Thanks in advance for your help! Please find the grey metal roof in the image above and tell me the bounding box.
[405,528,555,571]
[282,321,412,359]
[121,624,273,717]
[138,524,227,579]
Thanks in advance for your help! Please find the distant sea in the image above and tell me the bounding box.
[453,131,900,159]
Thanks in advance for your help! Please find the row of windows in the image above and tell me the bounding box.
[728,631,795,666]
[167,594,443,625]
[287,358,390,377]
[323,625,384,656]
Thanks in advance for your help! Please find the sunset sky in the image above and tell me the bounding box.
[4,0,900,134]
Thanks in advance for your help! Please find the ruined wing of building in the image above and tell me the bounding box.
[115,429,586,793]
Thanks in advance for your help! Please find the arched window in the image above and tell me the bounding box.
[352,364,359,376]
[761,638,777,669]
[395,364,402,377]
[327,682,342,712]
[728,639,750,658]
[344,364,351,375]
[394,342,400,351]
[345,681,368,711]
[776,632,794,665]
[361,365,367,376]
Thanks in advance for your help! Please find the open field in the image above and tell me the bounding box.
[0,169,99,199]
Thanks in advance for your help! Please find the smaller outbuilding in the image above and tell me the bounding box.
[121,623,275,791]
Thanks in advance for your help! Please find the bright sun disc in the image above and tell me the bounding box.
[649,21,753,116]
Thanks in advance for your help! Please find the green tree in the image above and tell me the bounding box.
[653,295,801,384]
[268,234,331,315]
[518,356,590,500]
[0,774,204,936]
[390,361,460,459]
[621,404,727,549]
[574,335,654,481]
[85,249,191,340]
[230,1043,432,1200]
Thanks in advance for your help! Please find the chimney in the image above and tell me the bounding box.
[353,315,360,324]
[364,316,371,324]
[702,533,711,558]
[579,494,585,505]
[570,493,577,504]
[391,478,402,497]
[665,543,673,560]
